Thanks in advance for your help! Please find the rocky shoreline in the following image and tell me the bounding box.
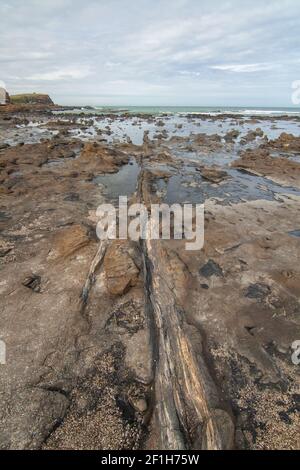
[0,104,299,450]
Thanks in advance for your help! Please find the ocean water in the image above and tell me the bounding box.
[91,105,300,116]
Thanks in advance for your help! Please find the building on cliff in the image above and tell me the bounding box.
[0,86,10,105]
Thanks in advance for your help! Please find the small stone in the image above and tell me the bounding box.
[22,275,41,293]
[199,167,228,184]
[130,397,148,413]
[276,345,288,355]
[199,260,223,278]
[64,193,79,202]
[278,411,292,425]
[245,283,271,302]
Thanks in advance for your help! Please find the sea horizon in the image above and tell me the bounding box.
[79,104,300,116]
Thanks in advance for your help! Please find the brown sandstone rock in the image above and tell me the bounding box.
[268,132,300,152]
[50,224,92,259]
[198,166,229,184]
[232,148,300,187]
[104,241,140,295]
[74,142,129,174]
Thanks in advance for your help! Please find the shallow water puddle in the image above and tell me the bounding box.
[93,160,140,199]
[158,166,300,205]
[288,230,300,238]
[270,151,300,163]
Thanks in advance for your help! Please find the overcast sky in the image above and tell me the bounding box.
[1,0,300,106]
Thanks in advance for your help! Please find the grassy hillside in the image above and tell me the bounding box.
[10,93,54,105]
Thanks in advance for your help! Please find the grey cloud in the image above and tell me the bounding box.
[1,0,300,105]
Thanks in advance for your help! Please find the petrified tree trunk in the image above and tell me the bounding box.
[137,170,234,450]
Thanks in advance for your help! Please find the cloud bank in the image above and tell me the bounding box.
[1,0,300,106]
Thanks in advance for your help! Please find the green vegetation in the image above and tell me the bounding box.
[10,93,53,105]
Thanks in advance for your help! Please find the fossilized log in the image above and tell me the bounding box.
[138,170,234,450]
